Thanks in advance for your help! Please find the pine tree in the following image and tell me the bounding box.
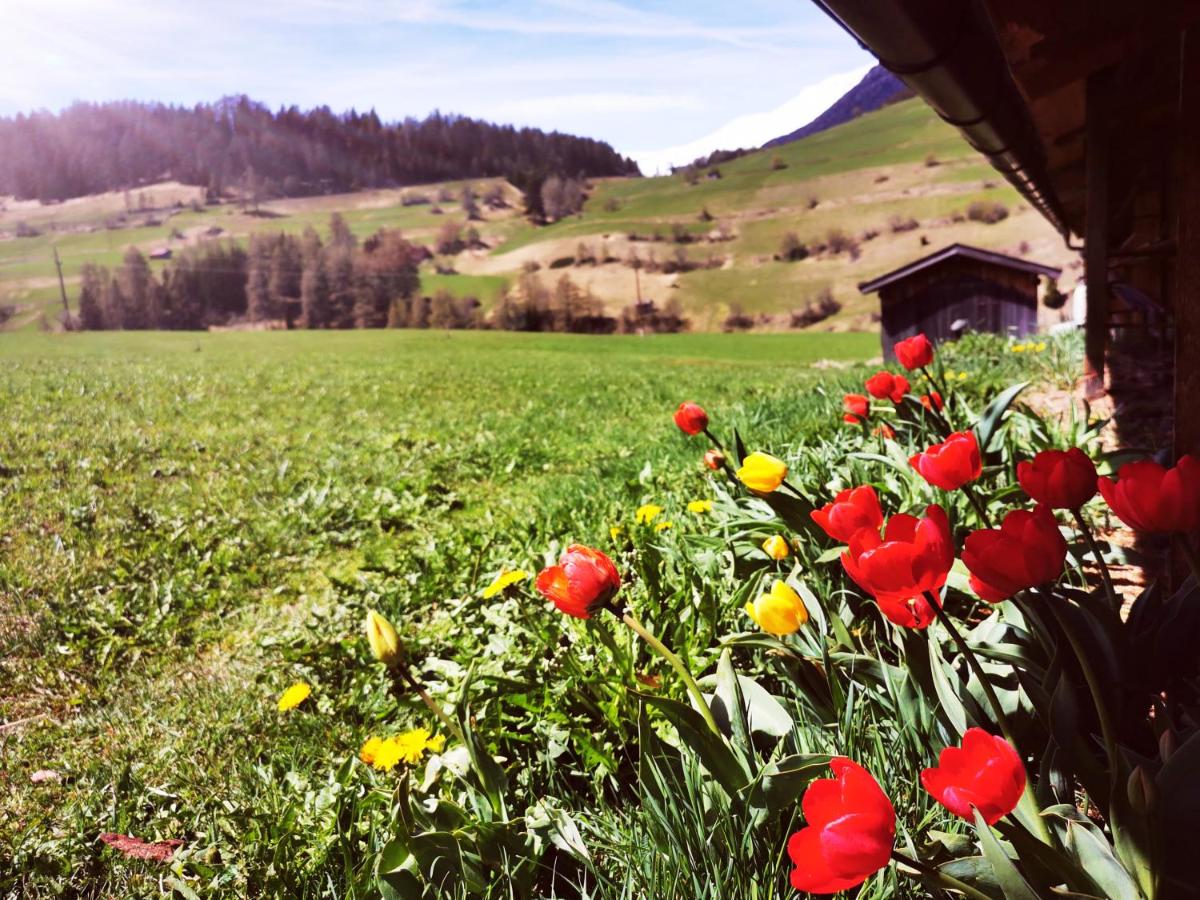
[299,227,331,328]
[77,263,107,330]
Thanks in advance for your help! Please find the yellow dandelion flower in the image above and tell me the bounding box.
[481,568,528,599]
[654,520,674,532]
[359,736,384,765]
[1010,343,1026,353]
[425,733,446,754]
[762,534,790,560]
[610,525,624,541]
[687,499,713,514]
[277,682,311,712]
[635,504,663,525]
[1034,341,1047,352]
[393,728,435,764]
[957,371,969,381]
[371,737,406,772]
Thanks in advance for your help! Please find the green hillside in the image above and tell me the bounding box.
[0,98,1077,332]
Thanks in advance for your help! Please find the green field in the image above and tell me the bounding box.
[0,99,1077,334]
[2,329,885,897]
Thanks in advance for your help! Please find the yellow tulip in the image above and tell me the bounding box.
[736,452,788,494]
[762,534,790,560]
[365,609,403,668]
[687,499,713,514]
[635,504,664,525]
[744,580,808,636]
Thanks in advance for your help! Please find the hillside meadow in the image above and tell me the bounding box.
[0,98,1077,334]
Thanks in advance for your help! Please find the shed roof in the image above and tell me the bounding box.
[857,243,1062,295]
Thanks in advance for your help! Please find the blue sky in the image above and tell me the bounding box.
[2,1,870,164]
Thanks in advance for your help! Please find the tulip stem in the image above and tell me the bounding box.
[1039,589,1120,779]
[701,427,725,453]
[1175,533,1200,586]
[621,610,720,736]
[1071,508,1120,614]
[394,664,466,745]
[890,851,994,900]
[962,484,993,529]
[924,592,1052,844]
[925,593,1013,743]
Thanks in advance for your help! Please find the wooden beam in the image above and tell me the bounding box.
[1175,28,1200,460]
[1083,69,1112,397]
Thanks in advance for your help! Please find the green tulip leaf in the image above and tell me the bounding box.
[974,809,1040,900]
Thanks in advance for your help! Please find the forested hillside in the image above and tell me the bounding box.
[0,96,639,204]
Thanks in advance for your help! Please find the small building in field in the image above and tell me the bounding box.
[858,243,1060,361]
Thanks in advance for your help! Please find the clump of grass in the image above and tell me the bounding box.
[966,200,1009,224]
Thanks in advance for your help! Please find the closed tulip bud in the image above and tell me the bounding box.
[365,609,403,667]
[1126,765,1156,815]
[673,401,709,436]
[762,534,791,560]
[1160,729,1178,762]
[535,544,621,619]
[703,448,725,470]
[745,580,808,635]
[894,333,934,370]
[737,451,788,494]
[842,393,869,424]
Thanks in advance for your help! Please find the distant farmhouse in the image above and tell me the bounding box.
[858,243,1060,361]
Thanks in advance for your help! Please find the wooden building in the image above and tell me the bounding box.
[859,243,1060,360]
[810,0,1200,462]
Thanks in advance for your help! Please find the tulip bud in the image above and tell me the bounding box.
[703,448,725,471]
[365,609,403,668]
[1159,728,1178,762]
[1126,765,1156,815]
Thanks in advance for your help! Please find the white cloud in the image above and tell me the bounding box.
[487,92,703,120]
[629,65,871,174]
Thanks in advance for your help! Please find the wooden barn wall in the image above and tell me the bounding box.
[879,260,1039,359]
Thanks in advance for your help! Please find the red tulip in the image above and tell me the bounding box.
[910,431,981,491]
[843,393,869,424]
[873,423,896,440]
[673,401,708,436]
[920,391,944,411]
[702,448,724,471]
[787,757,896,894]
[1098,455,1200,534]
[962,505,1066,602]
[535,544,621,619]
[811,486,884,543]
[1017,448,1097,510]
[841,505,954,629]
[894,333,934,370]
[865,371,910,404]
[920,728,1025,825]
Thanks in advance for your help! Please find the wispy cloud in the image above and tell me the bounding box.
[0,0,869,154]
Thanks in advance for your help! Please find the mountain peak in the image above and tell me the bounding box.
[763,65,910,149]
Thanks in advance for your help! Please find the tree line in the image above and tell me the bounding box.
[0,96,639,204]
[77,215,423,330]
[74,215,687,335]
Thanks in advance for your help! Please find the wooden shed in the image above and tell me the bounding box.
[858,243,1060,361]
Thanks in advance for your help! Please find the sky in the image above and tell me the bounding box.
[1,0,872,172]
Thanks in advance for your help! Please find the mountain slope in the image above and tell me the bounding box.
[764,65,910,148]
[1,98,1076,333]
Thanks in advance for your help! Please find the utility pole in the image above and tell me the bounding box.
[52,247,71,317]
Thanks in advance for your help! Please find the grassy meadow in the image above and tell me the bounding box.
[0,98,1077,334]
[3,328,889,897]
